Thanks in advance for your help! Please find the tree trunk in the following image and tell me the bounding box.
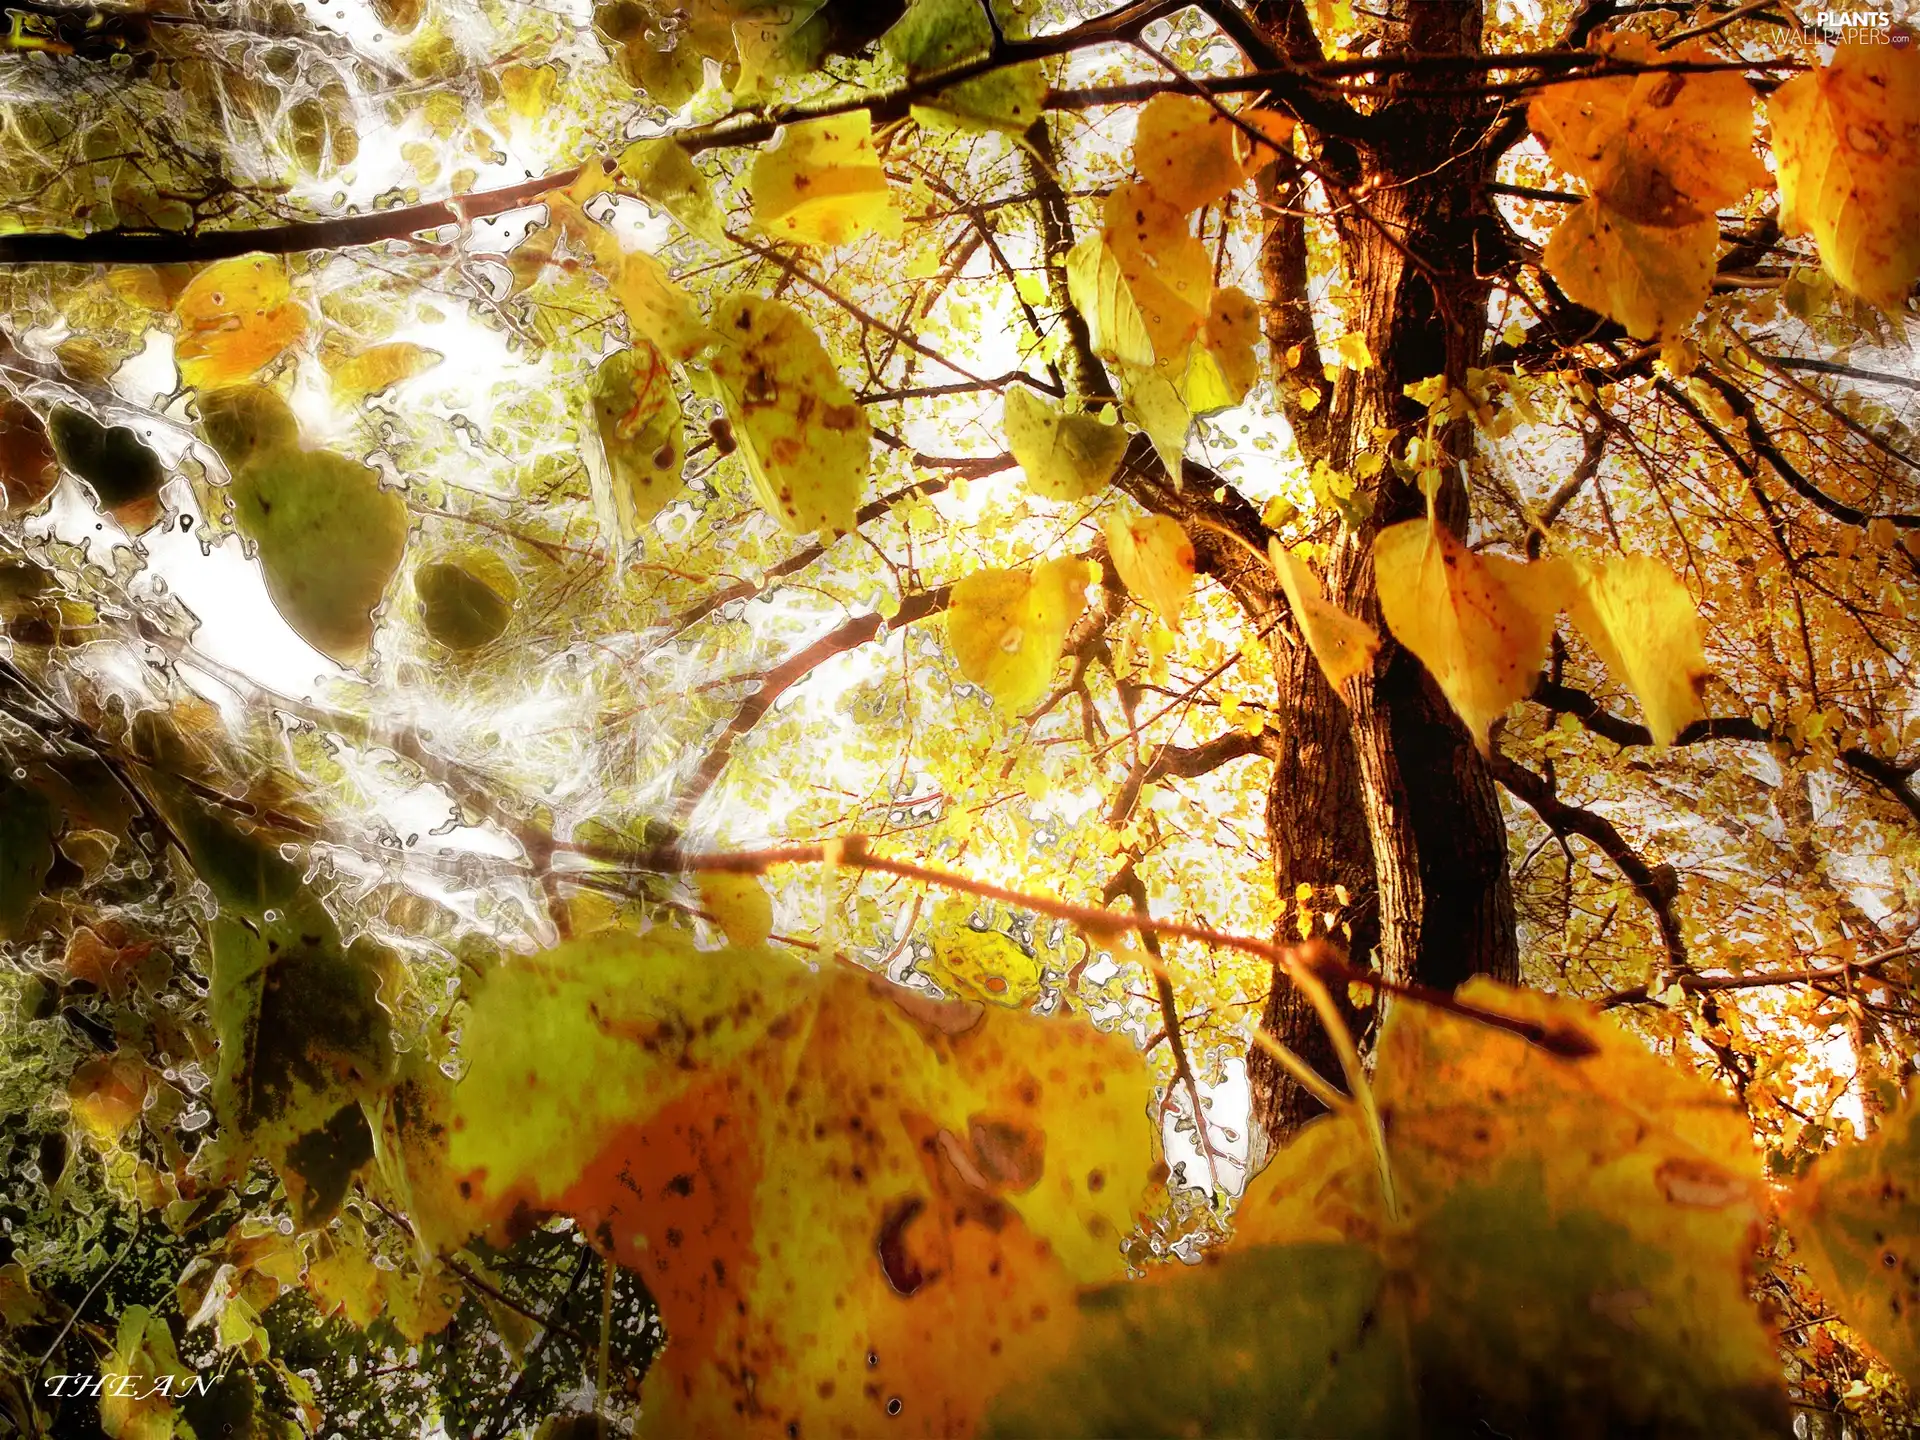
[1246,0,1519,1157]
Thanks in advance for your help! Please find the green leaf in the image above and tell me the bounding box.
[617,137,726,243]
[48,403,166,530]
[197,385,299,472]
[588,344,686,548]
[1117,361,1191,478]
[229,446,408,664]
[983,1243,1416,1438]
[210,900,394,1228]
[705,295,870,536]
[1003,384,1128,501]
[416,557,514,651]
[883,0,992,76]
[911,62,1047,136]
[0,775,55,941]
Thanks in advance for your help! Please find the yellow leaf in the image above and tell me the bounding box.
[924,900,1043,1006]
[1132,94,1269,212]
[1563,553,1708,747]
[1373,514,1566,750]
[447,929,1158,1438]
[697,871,774,947]
[751,112,901,248]
[1181,286,1260,415]
[1542,198,1716,341]
[69,1054,149,1145]
[1787,1097,1920,1389]
[1102,183,1212,368]
[947,557,1094,710]
[1117,361,1191,479]
[324,342,441,403]
[99,1308,195,1440]
[1003,385,1129,501]
[500,61,560,119]
[1065,233,1153,369]
[589,343,686,549]
[307,1244,384,1329]
[1105,513,1194,632]
[612,249,713,362]
[706,296,870,537]
[1269,539,1380,690]
[173,255,307,389]
[1529,34,1768,226]
[618,136,727,243]
[1333,330,1373,371]
[1769,35,1920,309]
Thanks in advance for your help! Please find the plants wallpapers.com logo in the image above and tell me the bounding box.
[1806,7,1914,43]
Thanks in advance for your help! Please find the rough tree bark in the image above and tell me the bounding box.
[1244,0,1520,1158]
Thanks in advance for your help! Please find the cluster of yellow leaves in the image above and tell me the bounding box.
[536,162,873,542]
[1531,34,1767,339]
[1064,95,1283,470]
[1365,509,1707,748]
[441,928,1160,1438]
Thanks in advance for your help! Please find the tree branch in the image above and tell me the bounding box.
[670,587,951,819]
[1489,750,1687,971]
[1532,678,1920,825]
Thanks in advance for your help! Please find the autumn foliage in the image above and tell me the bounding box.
[3,0,1920,1436]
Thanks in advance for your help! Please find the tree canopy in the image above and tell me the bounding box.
[3,0,1920,1434]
